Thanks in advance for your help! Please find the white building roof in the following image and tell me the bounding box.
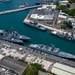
[51,67,74,75]
[59,0,69,3]
[37,8,42,10]
[59,11,68,15]
[58,15,67,19]
[30,14,44,19]
[30,14,54,20]
[30,14,38,19]
[42,5,56,9]
[53,63,75,74]
[59,0,69,5]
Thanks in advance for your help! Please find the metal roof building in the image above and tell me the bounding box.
[30,14,54,20]
[51,63,75,75]
[0,57,28,75]
[51,67,74,75]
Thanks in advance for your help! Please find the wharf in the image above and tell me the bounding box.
[0,40,75,67]
[24,18,74,35]
[0,5,42,15]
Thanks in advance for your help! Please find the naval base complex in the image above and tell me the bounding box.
[0,40,75,75]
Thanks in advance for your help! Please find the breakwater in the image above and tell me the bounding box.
[0,5,42,15]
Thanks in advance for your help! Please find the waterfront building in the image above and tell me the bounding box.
[29,4,56,24]
[59,0,69,5]
[51,63,75,75]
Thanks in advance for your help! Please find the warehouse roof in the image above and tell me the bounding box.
[1,57,28,74]
[30,14,54,20]
[51,67,74,75]
[53,63,75,74]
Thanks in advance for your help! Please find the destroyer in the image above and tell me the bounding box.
[10,27,30,41]
[30,44,75,60]
[0,27,31,44]
[50,30,75,42]
[0,30,23,45]
[24,21,47,31]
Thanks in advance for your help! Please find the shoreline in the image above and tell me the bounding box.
[24,18,72,35]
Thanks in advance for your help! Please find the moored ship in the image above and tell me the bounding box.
[0,30,23,45]
[29,44,75,60]
[24,21,47,31]
[50,30,75,42]
[0,27,31,44]
[10,27,30,41]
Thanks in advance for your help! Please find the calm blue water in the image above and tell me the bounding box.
[0,0,75,55]
[0,0,39,11]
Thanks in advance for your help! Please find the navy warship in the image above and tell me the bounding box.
[30,44,75,60]
[0,30,23,44]
[10,27,30,41]
[50,30,75,42]
[24,21,47,31]
[0,27,30,44]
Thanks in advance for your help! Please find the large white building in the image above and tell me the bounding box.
[59,0,69,5]
[30,4,56,23]
[51,63,75,75]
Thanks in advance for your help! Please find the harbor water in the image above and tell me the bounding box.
[0,0,75,55]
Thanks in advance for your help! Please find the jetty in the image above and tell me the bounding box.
[24,18,74,36]
[0,5,42,15]
[0,39,75,67]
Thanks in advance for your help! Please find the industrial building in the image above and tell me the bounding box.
[51,63,75,75]
[30,4,56,24]
[59,0,69,5]
[0,57,29,75]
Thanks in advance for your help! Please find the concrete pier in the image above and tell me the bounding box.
[0,5,42,15]
[0,40,75,67]
[24,18,74,36]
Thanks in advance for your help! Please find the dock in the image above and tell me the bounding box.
[0,5,42,15]
[24,18,75,36]
[0,40,75,67]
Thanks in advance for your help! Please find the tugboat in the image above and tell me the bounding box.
[50,30,75,42]
[30,44,75,60]
[24,21,47,31]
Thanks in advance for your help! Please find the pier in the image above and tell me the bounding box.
[0,40,75,67]
[0,5,42,15]
[24,18,75,36]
